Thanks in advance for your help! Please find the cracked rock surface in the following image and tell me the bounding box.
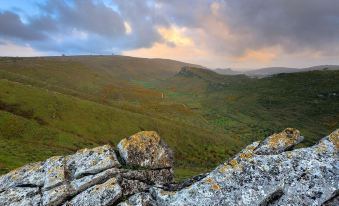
[0,129,338,206]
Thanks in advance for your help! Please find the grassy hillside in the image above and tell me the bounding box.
[0,77,240,180]
[0,56,205,124]
[0,56,338,180]
[156,67,339,146]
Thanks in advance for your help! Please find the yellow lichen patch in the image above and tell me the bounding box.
[228,159,242,171]
[121,131,161,152]
[218,164,231,173]
[203,177,221,190]
[211,183,221,191]
[316,142,328,153]
[268,128,300,149]
[90,160,98,166]
[229,159,238,168]
[246,146,257,151]
[204,177,214,184]
[329,129,339,150]
[239,152,253,160]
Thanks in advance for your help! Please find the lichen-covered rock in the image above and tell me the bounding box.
[66,144,120,179]
[0,129,337,206]
[65,177,122,206]
[120,179,150,196]
[254,128,303,155]
[0,156,66,192]
[0,187,41,206]
[117,131,173,169]
[120,168,173,185]
[0,161,45,191]
[70,168,120,194]
[117,192,157,206]
[152,129,338,206]
[145,169,174,184]
[43,156,66,190]
[329,129,339,150]
[42,183,74,206]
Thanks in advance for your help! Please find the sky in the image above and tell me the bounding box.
[0,0,339,69]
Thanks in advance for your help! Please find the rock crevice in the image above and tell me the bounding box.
[0,129,338,206]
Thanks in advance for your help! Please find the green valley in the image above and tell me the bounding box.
[0,56,338,180]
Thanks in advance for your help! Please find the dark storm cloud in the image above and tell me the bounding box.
[0,11,46,40]
[112,0,166,49]
[1,0,163,53]
[219,0,339,54]
[154,0,339,55]
[39,0,126,38]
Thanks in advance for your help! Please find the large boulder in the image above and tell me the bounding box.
[117,131,174,169]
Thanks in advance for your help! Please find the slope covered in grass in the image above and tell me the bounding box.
[0,56,206,124]
[0,79,241,177]
[0,56,338,180]
[157,67,339,146]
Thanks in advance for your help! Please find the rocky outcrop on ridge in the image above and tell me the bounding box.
[0,129,338,206]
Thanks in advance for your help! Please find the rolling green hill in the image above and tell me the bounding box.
[156,67,339,146]
[0,56,338,180]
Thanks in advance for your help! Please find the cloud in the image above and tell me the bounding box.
[0,0,164,54]
[0,11,47,40]
[158,26,193,46]
[41,0,126,38]
[0,41,45,56]
[218,0,339,55]
[0,0,338,67]
[154,0,339,56]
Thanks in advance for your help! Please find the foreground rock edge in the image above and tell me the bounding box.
[0,129,337,206]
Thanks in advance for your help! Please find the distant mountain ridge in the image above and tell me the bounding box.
[215,65,339,77]
[214,68,242,75]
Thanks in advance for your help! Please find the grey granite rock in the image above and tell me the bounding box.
[70,168,120,194]
[152,130,338,206]
[42,183,73,206]
[117,131,174,169]
[0,129,337,206]
[0,161,45,191]
[0,187,41,206]
[120,179,150,196]
[66,144,120,179]
[254,128,304,155]
[117,192,157,206]
[43,156,66,190]
[119,168,173,185]
[66,177,122,206]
